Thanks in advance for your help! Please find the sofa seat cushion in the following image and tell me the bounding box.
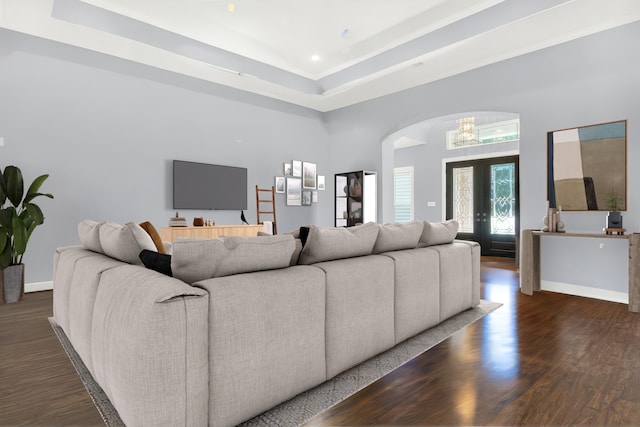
[382,248,440,344]
[430,242,475,321]
[373,221,423,253]
[315,255,395,379]
[418,219,459,247]
[297,222,379,265]
[194,266,327,426]
[171,235,296,284]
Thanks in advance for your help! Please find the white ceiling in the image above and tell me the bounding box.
[2,0,640,111]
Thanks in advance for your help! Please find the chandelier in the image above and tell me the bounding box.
[456,117,478,146]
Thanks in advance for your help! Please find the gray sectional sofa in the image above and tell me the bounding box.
[52,219,480,426]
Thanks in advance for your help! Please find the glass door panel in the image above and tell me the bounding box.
[453,166,474,233]
[490,163,516,235]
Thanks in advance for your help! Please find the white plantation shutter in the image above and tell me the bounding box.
[394,167,414,223]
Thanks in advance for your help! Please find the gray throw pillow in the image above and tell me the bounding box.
[171,234,295,283]
[373,221,424,253]
[98,221,157,265]
[78,219,104,253]
[297,222,379,265]
[418,220,459,247]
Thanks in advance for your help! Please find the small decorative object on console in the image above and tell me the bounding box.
[169,212,187,227]
[193,217,204,227]
[542,201,565,233]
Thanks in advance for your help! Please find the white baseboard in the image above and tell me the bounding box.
[25,281,53,293]
[541,280,628,304]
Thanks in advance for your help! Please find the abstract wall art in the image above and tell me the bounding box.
[547,120,626,211]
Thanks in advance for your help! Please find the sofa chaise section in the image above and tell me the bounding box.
[53,246,209,427]
[91,264,209,427]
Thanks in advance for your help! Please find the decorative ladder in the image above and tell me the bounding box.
[255,185,277,235]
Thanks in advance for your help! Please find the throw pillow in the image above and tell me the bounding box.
[99,222,157,265]
[418,219,459,247]
[77,219,104,253]
[139,221,166,254]
[297,222,379,265]
[139,249,172,276]
[171,234,296,283]
[372,221,424,253]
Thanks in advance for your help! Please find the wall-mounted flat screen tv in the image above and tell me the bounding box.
[173,160,247,210]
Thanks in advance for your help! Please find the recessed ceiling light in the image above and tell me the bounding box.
[228,3,235,13]
[311,54,320,62]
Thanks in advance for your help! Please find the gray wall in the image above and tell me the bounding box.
[2,20,639,293]
[0,30,332,283]
[325,21,640,293]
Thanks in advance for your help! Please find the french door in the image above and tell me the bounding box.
[446,156,519,257]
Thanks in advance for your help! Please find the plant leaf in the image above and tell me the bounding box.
[0,231,7,253]
[0,240,11,269]
[0,207,16,232]
[11,215,27,256]
[23,203,44,225]
[0,169,6,206]
[24,174,53,203]
[4,166,24,207]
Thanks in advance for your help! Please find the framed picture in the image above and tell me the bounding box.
[275,176,285,193]
[303,162,316,189]
[312,190,318,203]
[284,163,292,176]
[547,120,627,211]
[302,190,312,206]
[292,160,302,177]
[286,177,301,206]
[317,175,325,190]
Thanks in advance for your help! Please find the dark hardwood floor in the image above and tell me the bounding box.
[2,258,639,426]
[0,290,103,426]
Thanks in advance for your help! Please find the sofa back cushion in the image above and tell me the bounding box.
[171,235,296,283]
[78,219,104,253]
[372,221,423,254]
[418,219,459,247]
[98,222,157,265]
[297,222,379,265]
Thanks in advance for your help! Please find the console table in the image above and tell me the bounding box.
[160,225,264,241]
[520,229,640,312]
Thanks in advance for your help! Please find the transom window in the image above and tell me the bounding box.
[447,118,520,149]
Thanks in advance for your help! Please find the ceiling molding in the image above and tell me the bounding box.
[1,0,639,112]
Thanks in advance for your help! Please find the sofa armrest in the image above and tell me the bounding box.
[90,265,209,427]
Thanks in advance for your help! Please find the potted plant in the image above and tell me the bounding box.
[0,165,53,303]
[605,190,624,229]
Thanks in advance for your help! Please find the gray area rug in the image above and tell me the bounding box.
[50,300,501,427]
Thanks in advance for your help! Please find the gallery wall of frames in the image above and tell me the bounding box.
[275,160,325,207]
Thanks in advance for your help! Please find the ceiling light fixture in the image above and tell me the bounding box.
[311,54,320,61]
[228,3,235,13]
[456,117,478,147]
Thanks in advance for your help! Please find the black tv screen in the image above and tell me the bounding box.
[173,160,247,210]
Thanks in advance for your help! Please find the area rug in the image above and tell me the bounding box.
[50,300,501,427]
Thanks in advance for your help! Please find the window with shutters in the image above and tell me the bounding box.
[394,166,414,223]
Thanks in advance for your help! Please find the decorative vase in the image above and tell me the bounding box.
[1,264,25,304]
[607,211,623,229]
